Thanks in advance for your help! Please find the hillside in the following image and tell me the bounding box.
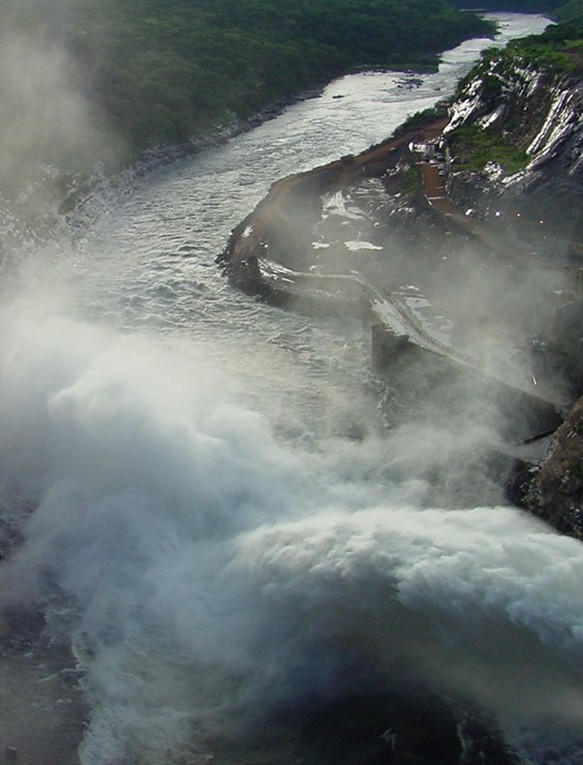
[219,21,583,364]
[440,20,583,533]
[0,0,493,162]
[0,0,501,242]
[218,14,583,535]
[443,22,583,247]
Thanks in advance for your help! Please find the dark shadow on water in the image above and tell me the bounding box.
[212,688,520,765]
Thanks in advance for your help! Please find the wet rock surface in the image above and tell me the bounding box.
[508,393,583,539]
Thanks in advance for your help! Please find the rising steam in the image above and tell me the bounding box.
[0,289,582,763]
[0,8,578,764]
[0,14,121,240]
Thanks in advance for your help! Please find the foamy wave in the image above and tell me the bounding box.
[0,305,582,763]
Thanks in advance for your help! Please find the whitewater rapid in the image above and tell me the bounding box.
[3,13,581,765]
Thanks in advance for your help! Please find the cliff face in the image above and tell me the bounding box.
[442,53,583,391]
[447,64,583,174]
[445,57,583,531]
[443,56,583,243]
[509,393,583,538]
[219,49,583,535]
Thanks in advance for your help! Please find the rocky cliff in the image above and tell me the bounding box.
[431,43,583,536]
[443,51,583,251]
[442,48,583,391]
[219,46,583,530]
[508,392,583,537]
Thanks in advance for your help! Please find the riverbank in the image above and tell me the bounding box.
[218,29,583,546]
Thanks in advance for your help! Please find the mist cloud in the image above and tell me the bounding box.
[0,291,581,762]
[0,21,122,233]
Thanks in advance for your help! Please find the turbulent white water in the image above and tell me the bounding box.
[3,13,582,765]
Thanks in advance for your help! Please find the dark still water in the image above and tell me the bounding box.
[3,14,582,765]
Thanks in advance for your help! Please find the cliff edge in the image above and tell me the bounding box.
[509,393,583,538]
[219,41,583,531]
[444,45,583,254]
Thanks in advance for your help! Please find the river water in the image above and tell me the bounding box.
[3,13,583,765]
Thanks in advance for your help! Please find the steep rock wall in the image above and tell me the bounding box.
[450,55,583,533]
[444,57,583,241]
[509,393,583,539]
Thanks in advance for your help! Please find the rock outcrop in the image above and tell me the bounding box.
[444,55,583,250]
[438,48,583,539]
[443,52,583,399]
[219,47,583,536]
[509,393,583,538]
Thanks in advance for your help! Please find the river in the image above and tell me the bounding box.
[2,12,582,765]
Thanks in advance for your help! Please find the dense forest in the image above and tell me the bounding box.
[552,0,583,23]
[448,0,562,12]
[1,0,580,229]
[0,0,494,168]
[506,20,583,71]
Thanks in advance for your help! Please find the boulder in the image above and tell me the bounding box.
[509,394,583,538]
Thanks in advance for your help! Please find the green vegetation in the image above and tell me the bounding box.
[447,124,529,173]
[402,163,423,194]
[446,4,583,177]
[0,0,494,164]
[554,0,583,23]
[504,20,583,73]
[449,0,563,11]
[453,0,583,99]
[393,105,448,136]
